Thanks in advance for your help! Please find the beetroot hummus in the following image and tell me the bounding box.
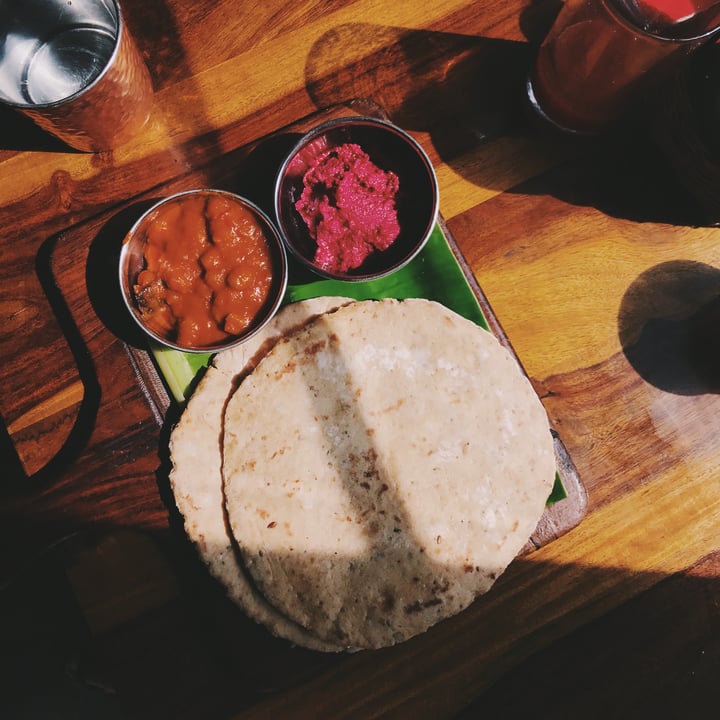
[295,143,400,274]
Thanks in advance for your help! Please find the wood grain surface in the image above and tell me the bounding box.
[1,0,719,717]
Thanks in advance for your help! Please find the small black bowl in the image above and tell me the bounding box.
[274,116,439,282]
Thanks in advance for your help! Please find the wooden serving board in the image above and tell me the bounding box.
[46,99,586,549]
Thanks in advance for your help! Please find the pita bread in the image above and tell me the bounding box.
[222,298,556,649]
[169,297,354,651]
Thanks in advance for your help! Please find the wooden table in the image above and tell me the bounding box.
[2,0,719,717]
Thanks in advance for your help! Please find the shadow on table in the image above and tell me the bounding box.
[454,550,720,719]
[302,8,714,230]
[304,22,536,171]
[0,528,718,719]
[0,106,73,153]
[619,260,720,395]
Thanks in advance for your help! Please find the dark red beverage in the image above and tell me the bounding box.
[527,0,720,134]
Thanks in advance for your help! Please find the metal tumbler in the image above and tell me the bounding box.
[0,0,153,152]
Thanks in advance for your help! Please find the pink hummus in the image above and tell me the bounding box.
[295,143,400,274]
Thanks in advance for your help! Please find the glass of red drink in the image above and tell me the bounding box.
[527,0,720,134]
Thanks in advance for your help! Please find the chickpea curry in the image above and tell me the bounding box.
[132,193,274,349]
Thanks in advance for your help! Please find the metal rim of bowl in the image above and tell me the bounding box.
[273,115,439,282]
[119,188,289,354]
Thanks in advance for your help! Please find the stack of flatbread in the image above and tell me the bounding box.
[169,297,556,651]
